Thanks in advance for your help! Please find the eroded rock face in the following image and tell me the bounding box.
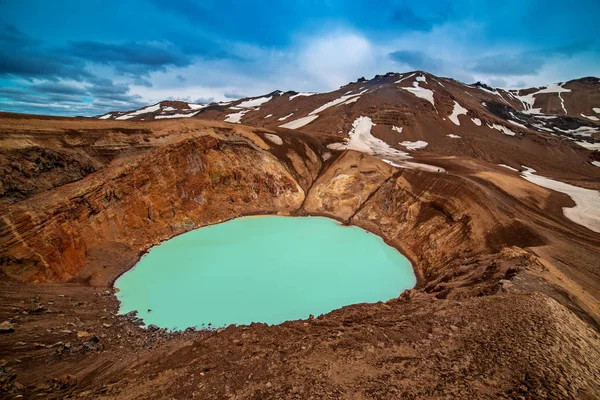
[303,151,395,221]
[0,136,304,283]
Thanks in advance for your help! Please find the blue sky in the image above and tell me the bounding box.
[0,0,598,116]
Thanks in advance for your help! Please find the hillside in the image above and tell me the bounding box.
[0,73,599,398]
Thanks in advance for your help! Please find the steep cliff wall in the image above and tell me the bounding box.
[0,136,304,284]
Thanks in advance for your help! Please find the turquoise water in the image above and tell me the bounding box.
[115,216,415,330]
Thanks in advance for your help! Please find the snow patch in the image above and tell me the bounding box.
[188,103,208,110]
[391,126,403,133]
[310,90,367,115]
[115,104,161,120]
[264,133,283,145]
[447,134,461,139]
[581,113,599,121]
[399,140,428,150]
[98,113,112,120]
[162,106,176,112]
[554,126,598,137]
[401,81,435,106]
[224,109,249,123]
[520,166,600,233]
[264,114,273,118]
[499,164,519,172]
[508,120,528,129]
[591,161,600,167]
[448,101,467,125]
[416,75,427,83]
[327,116,409,161]
[155,112,200,119]
[513,83,571,115]
[488,123,517,136]
[237,96,272,108]
[289,92,316,100]
[279,115,319,130]
[576,141,600,151]
[471,117,482,126]
[277,113,294,121]
[395,73,415,84]
[593,108,600,113]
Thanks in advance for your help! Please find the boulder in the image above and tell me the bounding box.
[0,321,15,333]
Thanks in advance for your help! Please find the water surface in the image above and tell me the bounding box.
[115,216,415,329]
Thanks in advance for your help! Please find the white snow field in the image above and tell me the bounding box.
[237,96,272,108]
[401,80,435,106]
[279,115,319,129]
[392,126,403,133]
[447,134,461,139]
[188,103,208,110]
[520,166,600,233]
[576,141,600,151]
[328,116,409,159]
[289,92,316,100]
[448,101,467,125]
[471,117,482,126]
[224,109,249,123]
[581,113,599,121]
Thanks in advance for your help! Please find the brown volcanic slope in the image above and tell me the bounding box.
[0,94,600,398]
[97,72,600,161]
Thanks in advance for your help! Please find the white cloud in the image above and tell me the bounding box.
[99,25,598,111]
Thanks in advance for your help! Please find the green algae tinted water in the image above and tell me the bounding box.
[115,216,415,330]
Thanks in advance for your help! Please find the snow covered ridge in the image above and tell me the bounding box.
[520,166,600,233]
